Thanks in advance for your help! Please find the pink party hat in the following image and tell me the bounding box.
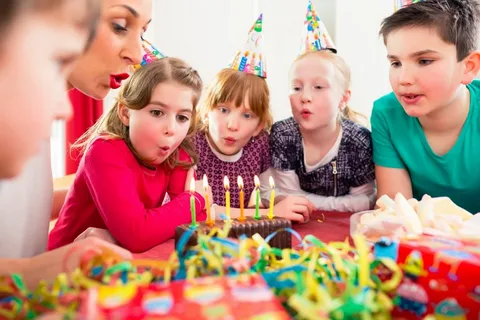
[394,0,424,12]
[132,39,166,70]
[229,14,267,78]
[300,0,336,54]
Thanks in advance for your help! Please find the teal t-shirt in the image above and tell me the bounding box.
[371,80,480,214]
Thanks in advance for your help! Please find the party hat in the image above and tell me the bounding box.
[132,39,166,70]
[394,0,424,12]
[300,0,336,54]
[228,14,267,78]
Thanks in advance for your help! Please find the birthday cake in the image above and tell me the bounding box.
[175,217,292,250]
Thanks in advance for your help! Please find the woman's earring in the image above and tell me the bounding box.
[251,136,255,143]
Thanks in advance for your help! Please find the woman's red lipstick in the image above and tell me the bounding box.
[110,73,130,89]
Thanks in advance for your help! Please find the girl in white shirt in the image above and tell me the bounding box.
[268,50,376,213]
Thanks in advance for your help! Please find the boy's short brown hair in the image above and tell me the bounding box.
[380,0,480,61]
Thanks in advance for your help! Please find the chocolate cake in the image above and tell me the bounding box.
[175,217,292,250]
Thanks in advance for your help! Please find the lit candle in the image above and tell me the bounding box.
[254,175,260,220]
[224,176,231,221]
[268,176,275,220]
[189,178,198,228]
[238,176,245,221]
[203,175,213,226]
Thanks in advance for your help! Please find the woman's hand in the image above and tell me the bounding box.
[273,196,315,223]
[24,238,131,289]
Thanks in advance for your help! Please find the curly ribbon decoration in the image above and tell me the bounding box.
[0,229,403,319]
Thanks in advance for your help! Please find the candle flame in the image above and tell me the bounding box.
[203,174,208,192]
[254,175,260,188]
[190,177,195,193]
[237,176,244,189]
[269,176,275,188]
[224,176,230,190]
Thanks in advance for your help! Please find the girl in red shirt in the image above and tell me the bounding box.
[48,58,206,252]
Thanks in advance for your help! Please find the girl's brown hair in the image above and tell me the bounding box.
[294,50,367,125]
[72,57,203,169]
[198,68,273,132]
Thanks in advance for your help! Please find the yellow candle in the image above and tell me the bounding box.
[238,176,245,221]
[268,176,275,220]
[203,175,213,226]
[224,176,231,221]
[353,234,370,287]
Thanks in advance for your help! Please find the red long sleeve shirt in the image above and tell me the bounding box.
[48,138,205,253]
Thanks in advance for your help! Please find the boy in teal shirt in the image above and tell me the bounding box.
[371,0,480,213]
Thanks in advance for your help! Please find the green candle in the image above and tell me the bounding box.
[254,175,260,220]
[189,178,198,228]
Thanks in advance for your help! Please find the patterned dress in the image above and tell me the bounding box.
[270,117,375,197]
[194,131,271,207]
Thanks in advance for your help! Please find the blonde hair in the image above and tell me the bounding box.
[293,50,367,125]
[198,68,273,132]
[72,57,203,169]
